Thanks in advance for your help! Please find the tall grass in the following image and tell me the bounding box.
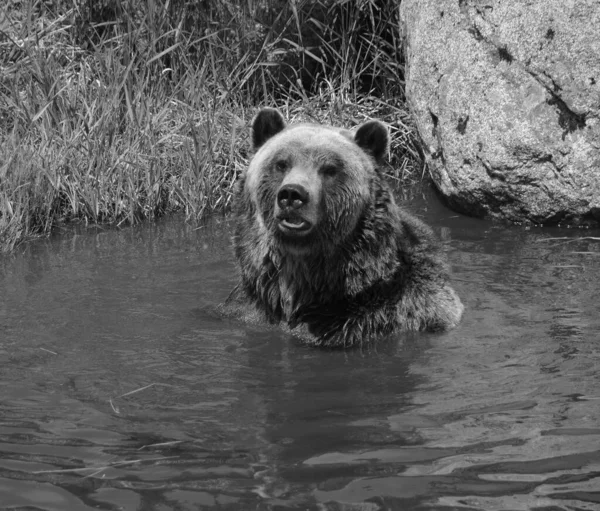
[0,0,422,253]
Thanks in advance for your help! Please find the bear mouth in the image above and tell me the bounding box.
[277,216,312,236]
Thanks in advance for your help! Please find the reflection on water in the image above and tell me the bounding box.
[1,188,599,511]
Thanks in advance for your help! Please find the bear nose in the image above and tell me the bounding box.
[277,184,309,210]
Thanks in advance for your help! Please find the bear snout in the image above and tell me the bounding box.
[277,184,309,211]
[274,184,316,238]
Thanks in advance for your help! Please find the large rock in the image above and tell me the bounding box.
[400,0,600,224]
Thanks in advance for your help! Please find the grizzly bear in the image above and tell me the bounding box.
[224,108,463,348]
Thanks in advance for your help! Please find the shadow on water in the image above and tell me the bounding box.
[0,185,599,510]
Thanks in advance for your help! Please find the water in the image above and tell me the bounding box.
[1,187,599,511]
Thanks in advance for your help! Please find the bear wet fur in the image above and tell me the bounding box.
[225,108,464,348]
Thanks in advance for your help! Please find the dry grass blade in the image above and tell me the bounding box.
[536,237,600,243]
[31,456,179,475]
[138,440,185,450]
[117,383,159,398]
[39,347,58,355]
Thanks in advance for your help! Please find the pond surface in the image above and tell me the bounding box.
[1,186,599,511]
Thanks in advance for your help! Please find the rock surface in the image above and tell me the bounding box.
[400,0,600,224]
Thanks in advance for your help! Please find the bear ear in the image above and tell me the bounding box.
[354,120,389,161]
[252,108,286,150]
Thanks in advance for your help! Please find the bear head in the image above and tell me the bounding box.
[241,108,389,256]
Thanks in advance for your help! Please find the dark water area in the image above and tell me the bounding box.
[1,186,599,511]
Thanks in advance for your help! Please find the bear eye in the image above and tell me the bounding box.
[321,164,339,177]
[274,160,287,173]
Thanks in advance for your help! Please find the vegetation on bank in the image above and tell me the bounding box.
[0,0,422,252]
